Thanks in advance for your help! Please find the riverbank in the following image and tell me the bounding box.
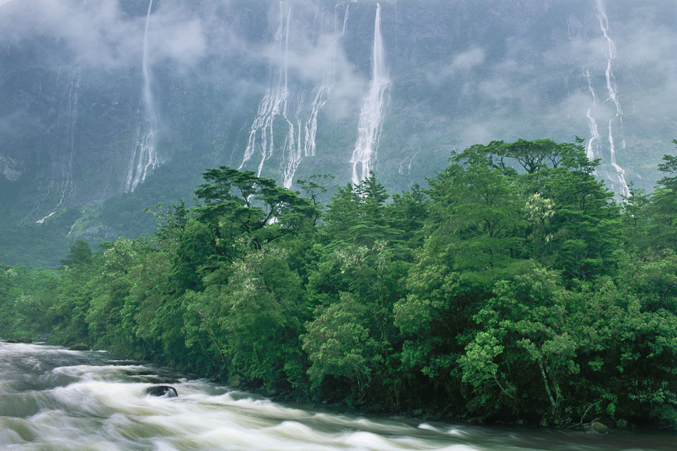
[5,336,656,436]
[4,159,677,430]
[2,341,677,451]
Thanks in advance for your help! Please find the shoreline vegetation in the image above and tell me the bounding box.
[2,139,677,431]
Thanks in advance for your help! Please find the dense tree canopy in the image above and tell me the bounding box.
[2,140,677,429]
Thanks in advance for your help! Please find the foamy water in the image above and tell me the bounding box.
[0,342,673,450]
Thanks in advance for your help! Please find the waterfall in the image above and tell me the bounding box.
[592,0,629,199]
[281,4,350,189]
[125,0,160,193]
[303,4,350,160]
[36,70,79,222]
[60,73,79,206]
[239,2,292,178]
[584,70,602,162]
[305,3,350,160]
[242,3,350,189]
[398,148,421,176]
[36,211,56,224]
[350,3,389,186]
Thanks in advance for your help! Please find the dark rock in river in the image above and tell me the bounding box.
[145,386,178,398]
[586,421,611,434]
[5,336,33,344]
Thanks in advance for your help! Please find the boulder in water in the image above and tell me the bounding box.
[144,385,178,398]
[6,336,32,344]
[586,421,611,434]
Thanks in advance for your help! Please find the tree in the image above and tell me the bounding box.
[322,172,398,248]
[182,242,306,392]
[425,156,526,271]
[621,183,652,251]
[302,292,379,400]
[453,138,590,176]
[193,166,319,250]
[459,263,581,423]
[60,240,93,268]
[647,144,677,250]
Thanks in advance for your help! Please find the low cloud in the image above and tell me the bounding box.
[449,47,486,72]
[0,0,206,70]
[428,47,485,84]
[242,1,367,121]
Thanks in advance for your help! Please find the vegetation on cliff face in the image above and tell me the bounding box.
[3,139,677,428]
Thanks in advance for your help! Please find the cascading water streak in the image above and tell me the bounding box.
[584,70,601,162]
[58,74,79,207]
[242,3,350,190]
[350,3,389,187]
[586,108,601,162]
[239,2,291,178]
[34,70,80,222]
[282,4,350,189]
[125,0,160,193]
[593,0,629,199]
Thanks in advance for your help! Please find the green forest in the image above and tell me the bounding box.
[2,138,677,429]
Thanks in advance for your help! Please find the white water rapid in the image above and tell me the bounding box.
[350,3,389,187]
[1,342,675,450]
[125,0,161,193]
[586,0,629,200]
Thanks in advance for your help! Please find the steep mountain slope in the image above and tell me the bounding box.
[1,0,676,265]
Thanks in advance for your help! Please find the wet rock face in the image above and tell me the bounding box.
[145,386,178,398]
[1,0,675,225]
[0,154,24,182]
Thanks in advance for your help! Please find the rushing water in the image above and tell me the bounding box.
[350,3,389,187]
[240,2,351,189]
[583,0,629,201]
[0,342,674,451]
[125,0,161,193]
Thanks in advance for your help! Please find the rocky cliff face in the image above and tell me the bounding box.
[1,0,676,227]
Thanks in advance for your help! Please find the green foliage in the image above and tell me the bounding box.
[303,292,379,397]
[0,265,56,341]
[4,142,677,429]
[0,208,83,268]
[194,166,319,249]
[460,264,580,422]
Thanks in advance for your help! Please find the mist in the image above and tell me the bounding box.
[1,0,677,222]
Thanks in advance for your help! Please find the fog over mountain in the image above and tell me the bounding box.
[1,0,676,253]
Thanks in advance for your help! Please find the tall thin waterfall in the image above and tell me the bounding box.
[125,0,160,192]
[59,74,79,207]
[585,0,629,199]
[239,2,291,180]
[584,70,602,162]
[37,70,79,223]
[241,2,350,189]
[350,3,389,186]
[280,4,350,189]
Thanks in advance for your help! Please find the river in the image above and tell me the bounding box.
[0,342,674,450]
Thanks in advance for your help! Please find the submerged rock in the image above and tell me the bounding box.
[586,421,611,434]
[145,386,178,398]
[6,337,33,344]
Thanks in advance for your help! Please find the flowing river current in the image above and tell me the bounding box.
[0,342,674,451]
